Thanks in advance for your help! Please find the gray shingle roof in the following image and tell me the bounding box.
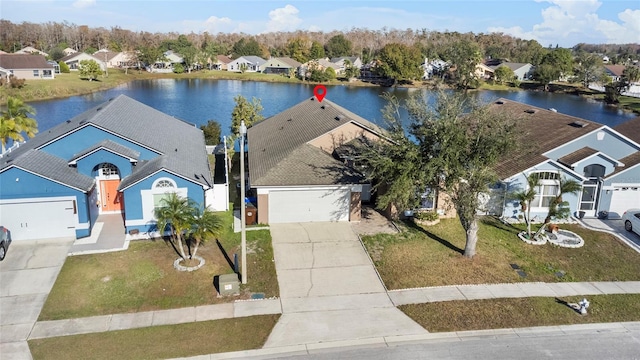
[0,54,53,70]
[2,149,94,192]
[69,139,141,163]
[248,97,381,186]
[1,95,212,190]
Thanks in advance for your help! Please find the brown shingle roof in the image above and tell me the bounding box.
[216,55,231,64]
[248,97,382,186]
[607,151,640,179]
[0,54,53,70]
[493,99,601,179]
[614,117,640,144]
[604,65,625,77]
[558,147,598,166]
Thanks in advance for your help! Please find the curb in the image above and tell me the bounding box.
[168,321,640,359]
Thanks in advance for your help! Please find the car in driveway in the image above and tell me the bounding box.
[622,209,640,236]
[0,226,11,261]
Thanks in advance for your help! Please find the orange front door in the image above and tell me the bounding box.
[100,179,123,212]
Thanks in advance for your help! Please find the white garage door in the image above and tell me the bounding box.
[269,189,351,223]
[0,199,77,241]
[609,186,640,218]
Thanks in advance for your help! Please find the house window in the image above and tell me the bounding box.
[153,178,176,189]
[153,193,172,210]
[99,163,119,176]
[33,70,39,77]
[43,70,52,77]
[530,171,560,208]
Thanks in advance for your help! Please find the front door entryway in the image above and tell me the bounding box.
[100,179,123,212]
[579,179,601,217]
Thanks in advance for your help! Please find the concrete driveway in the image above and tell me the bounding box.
[579,218,640,253]
[264,222,427,348]
[0,238,74,359]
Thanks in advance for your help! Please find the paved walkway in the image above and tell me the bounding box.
[577,217,640,253]
[263,222,427,347]
[69,214,129,255]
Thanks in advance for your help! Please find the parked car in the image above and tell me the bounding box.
[0,226,11,261]
[622,209,640,236]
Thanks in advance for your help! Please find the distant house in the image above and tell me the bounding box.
[93,50,136,68]
[491,62,534,81]
[330,56,362,75]
[421,58,449,80]
[475,63,495,80]
[210,55,232,70]
[60,52,106,71]
[261,57,301,75]
[604,65,626,82]
[63,47,77,56]
[0,54,55,80]
[227,56,266,72]
[299,58,340,78]
[15,46,48,57]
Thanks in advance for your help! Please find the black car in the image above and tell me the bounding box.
[0,226,11,261]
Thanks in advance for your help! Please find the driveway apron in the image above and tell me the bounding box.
[264,222,427,348]
[0,238,74,360]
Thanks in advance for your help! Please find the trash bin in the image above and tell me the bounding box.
[245,204,257,225]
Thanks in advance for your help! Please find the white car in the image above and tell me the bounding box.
[622,209,640,236]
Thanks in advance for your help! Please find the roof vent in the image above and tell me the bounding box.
[66,120,71,123]
[310,97,315,101]
[6,159,13,163]
[79,119,87,125]
[335,114,345,121]
[570,121,589,128]
[287,118,292,122]
[495,100,504,105]
[524,109,537,114]
[321,105,325,109]
[96,107,102,111]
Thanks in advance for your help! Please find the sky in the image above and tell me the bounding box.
[1,0,639,47]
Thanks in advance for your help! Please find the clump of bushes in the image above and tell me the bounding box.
[414,211,439,222]
[0,75,26,88]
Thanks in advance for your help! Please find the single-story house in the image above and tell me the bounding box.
[475,63,495,79]
[210,55,232,70]
[93,50,136,68]
[261,57,302,75]
[15,46,48,57]
[487,99,640,221]
[247,97,385,224]
[0,95,228,241]
[421,58,449,80]
[491,62,534,81]
[0,54,55,80]
[60,52,106,71]
[63,47,77,56]
[299,58,341,77]
[228,56,266,72]
[330,56,363,74]
[603,64,626,82]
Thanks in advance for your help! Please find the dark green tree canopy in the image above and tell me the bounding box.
[376,43,423,81]
[325,35,352,58]
[200,120,222,145]
[231,95,264,135]
[442,39,483,89]
[232,38,262,57]
[309,41,325,59]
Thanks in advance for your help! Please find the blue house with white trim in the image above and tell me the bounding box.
[487,99,640,221]
[0,95,227,241]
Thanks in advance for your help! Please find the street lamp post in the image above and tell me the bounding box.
[239,120,247,284]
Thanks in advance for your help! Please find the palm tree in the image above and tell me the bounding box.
[189,206,222,259]
[154,193,196,260]
[1,96,38,153]
[513,173,540,238]
[533,175,582,238]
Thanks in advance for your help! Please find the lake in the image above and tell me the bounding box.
[29,79,636,138]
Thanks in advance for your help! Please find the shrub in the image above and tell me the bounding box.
[1,75,26,88]
[173,63,185,74]
[414,211,438,221]
[58,61,70,73]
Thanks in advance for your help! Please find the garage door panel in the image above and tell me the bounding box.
[609,187,640,218]
[269,189,350,224]
[0,200,76,241]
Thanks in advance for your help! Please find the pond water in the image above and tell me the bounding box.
[29,79,636,138]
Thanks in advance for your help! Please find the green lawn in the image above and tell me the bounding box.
[362,216,640,289]
[29,315,279,360]
[39,209,279,320]
[401,294,640,332]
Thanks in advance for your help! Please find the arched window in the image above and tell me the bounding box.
[98,163,119,177]
[152,178,177,212]
[155,179,175,188]
[584,164,605,178]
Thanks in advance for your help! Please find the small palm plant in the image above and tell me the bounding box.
[1,96,38,153]
[154,193,196,260]
[190,206,223,259]
[514,173,540,239]
[533,175,582,238]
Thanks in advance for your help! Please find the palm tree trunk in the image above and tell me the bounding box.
[191,239,201,259]
[175,232,187,259]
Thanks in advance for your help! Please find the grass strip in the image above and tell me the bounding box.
[29,315,279,360]
[400,294,640,332]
